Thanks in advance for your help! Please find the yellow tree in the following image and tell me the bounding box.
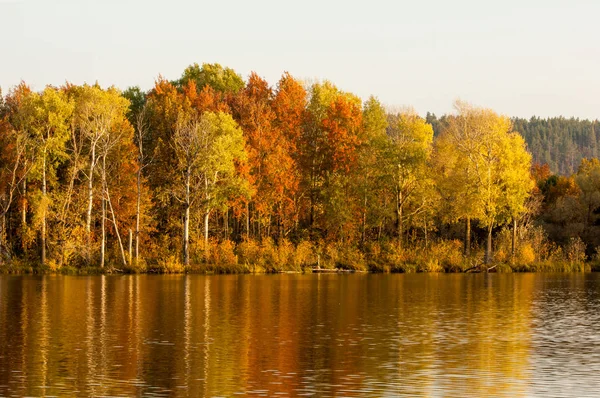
[15,87,74,265]
[472,110,532,264]
[433,104,483,256]
[357,96,388,242]
[436,101,532,264]
[500,133,535,257]
[386,110,434,247]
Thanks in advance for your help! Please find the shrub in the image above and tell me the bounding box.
[236,239,262,269]
[155,255,184,273]
[125,258,147,274]
[517,243,536,265]
[565,237,586,265]
[319,242,366,271]
[293,240,316,270]
[211,239,238,268]
[432,240,464,271]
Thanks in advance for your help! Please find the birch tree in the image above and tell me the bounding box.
[173,111,248,265]
[75,85,132,266]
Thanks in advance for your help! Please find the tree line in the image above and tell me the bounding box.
[0,63,592,272]
[428,114,600,176]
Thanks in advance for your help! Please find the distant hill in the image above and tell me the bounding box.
[426,113,600,175]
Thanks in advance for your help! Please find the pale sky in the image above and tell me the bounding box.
[2,0,599,119]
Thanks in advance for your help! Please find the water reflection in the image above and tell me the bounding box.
[1,274,600,396]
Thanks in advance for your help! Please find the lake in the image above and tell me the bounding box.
[1,273,600,397]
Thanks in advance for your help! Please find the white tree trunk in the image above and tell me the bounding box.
[106,186,127,267]
[86,143,96,262]
[183,169,190,266]
[41,150,47,265]
[135,166,141,264]
[100,196,105,268]
[204,210,210,246]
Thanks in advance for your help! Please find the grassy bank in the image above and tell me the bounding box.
[0,237,593,275]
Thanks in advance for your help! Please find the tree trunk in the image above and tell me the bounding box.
[0,211,6,262]
[485,226,493,265]
[106,187,127,267]
[21,179,27,226]
[225,207,229,240]
[309,187,315,228]
[204,210,210,246]
[86,144,96,262]
[464,217,471,256]
[129,229,133,265]
[41,151,47,265]
[396,189,403,248]
[278,203,283,241]
[135,161,141,265]
[362,192,367,244]
[21,179,27,254]
[57,143,82,266]
[100,196,105,268]
[512,218,517,258]
[246,201,250,240]
[183,169,190,266]
[424,218,428,248]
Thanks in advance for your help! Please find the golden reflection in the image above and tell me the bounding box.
[85,277,96,396]
[0,274,595,396]
[430,275,535,397]
[39,276,49,397]
[19,279,28,394]
[183,275,191,393]
[99,274,107,396]
[203,276,211,397]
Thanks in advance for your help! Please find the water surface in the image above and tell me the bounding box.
[1,273,600,397]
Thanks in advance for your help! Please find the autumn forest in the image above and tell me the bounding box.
[1,63,599,273]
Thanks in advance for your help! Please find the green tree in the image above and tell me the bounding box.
[386,110,434,247]
[357,96,389,242]
[18,87,74,265]
[178,63,245,94]
[123,86,147,123]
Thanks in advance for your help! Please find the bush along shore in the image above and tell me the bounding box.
[1,229,595,275]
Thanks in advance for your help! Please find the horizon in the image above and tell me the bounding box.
[2,0,599,120]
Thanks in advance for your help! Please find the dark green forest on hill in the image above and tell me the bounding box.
[427,113,600,175]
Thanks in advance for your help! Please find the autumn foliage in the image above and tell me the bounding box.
[1,62,594,273]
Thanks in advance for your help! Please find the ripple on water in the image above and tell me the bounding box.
[1,273,600,396]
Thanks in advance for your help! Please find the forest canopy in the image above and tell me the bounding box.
[0,63,597,273]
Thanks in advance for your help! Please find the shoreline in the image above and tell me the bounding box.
[0,261,595,275]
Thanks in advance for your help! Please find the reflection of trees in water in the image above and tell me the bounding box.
[4,274,600,396]
[528,274,600,396]
[432,274,535,397]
